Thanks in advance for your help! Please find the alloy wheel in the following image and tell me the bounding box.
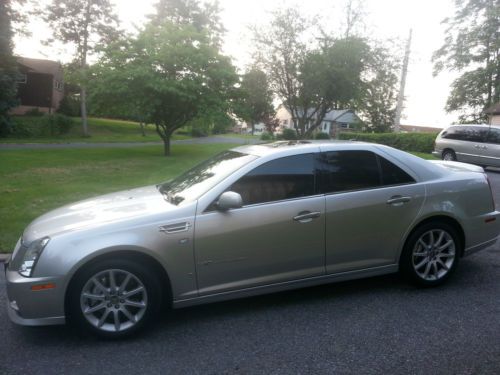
[80,269,148,333]
[411,229,456,281]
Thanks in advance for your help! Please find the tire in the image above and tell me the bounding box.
[400,222,461,287]
[67,258,162,339]
[442,149,456,161]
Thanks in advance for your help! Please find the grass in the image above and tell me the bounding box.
[0,143,237,252]
[412,152,438,160]
[1,116,191,144]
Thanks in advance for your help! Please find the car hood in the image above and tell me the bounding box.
[23,185,174,242]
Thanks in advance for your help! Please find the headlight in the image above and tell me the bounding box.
[19,237,50,277]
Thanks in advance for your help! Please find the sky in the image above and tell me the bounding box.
[15,0,459,128]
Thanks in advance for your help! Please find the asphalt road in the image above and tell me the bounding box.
[1,171,500,374]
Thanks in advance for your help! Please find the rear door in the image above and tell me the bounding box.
[317,150,425,274]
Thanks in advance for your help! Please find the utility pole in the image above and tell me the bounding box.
[394,29,412,133]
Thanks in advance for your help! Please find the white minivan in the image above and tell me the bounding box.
[433,124,500,168]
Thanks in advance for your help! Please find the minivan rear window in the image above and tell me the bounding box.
[442,126,488,142]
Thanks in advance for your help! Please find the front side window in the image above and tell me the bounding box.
[230,153,315,206]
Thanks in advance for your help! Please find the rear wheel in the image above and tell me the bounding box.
[400,222,461,286]
[67,258,162,339]
[442,149,456,161]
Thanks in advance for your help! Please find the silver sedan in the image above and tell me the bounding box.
[5,141,500,338]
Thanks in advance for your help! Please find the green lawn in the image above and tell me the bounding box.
[0,143,237,252]
[1,117,191,144]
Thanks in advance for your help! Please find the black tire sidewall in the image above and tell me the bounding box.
[442,150,456,161]
[400,222,461,287]
[67,258,162,339]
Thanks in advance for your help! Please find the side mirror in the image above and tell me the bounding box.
[216,191,243,211]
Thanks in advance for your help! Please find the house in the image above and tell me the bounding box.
[275,105,361,137]
[10,57,64,115]
[399,124,443,133]
[233,120,266,135]
[485,103,500,125]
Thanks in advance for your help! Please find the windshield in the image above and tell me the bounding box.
[158,150,258,205]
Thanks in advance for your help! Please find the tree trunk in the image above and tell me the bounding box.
[251,122,255,135]
[163,136,171,156]
[80,86,89,136]
[139,121,146,136]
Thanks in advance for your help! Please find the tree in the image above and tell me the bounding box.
[433,0,500,123]
[254,8,370,138]
[0,0,20,137]
[92,21,237,155]
[234,68,274,135]
[360,43,400,132]
[43,0,120,136]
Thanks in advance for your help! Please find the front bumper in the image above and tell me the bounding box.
[4,259,65,326]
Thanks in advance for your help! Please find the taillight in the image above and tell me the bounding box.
[484,173,496,210]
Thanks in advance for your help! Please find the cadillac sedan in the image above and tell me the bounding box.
[5,141,500,338]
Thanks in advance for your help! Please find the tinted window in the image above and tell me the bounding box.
[442,126,487,142]
[486,128,500,144]
[317,151,380,193]
[378,156,415,185]
[230,154,315,205]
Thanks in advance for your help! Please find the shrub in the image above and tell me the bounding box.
[339,132,438,153]
[191,127,208,137]
[10,114,75,137]
[315,132,330,140]
[260,132,274,141]
[282,128,298,140]
[24,108,45,117]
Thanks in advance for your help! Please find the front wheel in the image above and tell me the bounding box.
[400,222,461,287]
[67,258,162,339]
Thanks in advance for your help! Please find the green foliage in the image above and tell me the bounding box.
[233,68,274,135]
[191,128,208,137]
[254,7,399,138]
[433,0,500,122]
[92,10,238,155]
[260,132,274,141]
[340,132,438,153]
[315,132,331,140]
[10,114,75,137]
[57,94,81,117]
[24,108,45,117]
[282,128,298,140]
[0,0,19,137]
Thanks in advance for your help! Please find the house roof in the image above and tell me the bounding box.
[399,124,443,133]
[16,56,62,76]
[485,102,500,115]
[281,105,358,123]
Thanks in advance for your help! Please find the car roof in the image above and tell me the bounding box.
[445,124,500,129]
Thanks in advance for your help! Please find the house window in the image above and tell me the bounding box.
[340,123,349,129]
[16,74,27,84]
[54,80,63,91]
[283,119,288,125]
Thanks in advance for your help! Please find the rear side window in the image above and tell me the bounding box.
[316,151,380,193]
[378,156,415,185]
[442,126,488,142]
[486,128,500,144]
[230,153,315,205]
[316,151,415,194]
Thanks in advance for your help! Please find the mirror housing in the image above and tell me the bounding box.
[216,191,243,211]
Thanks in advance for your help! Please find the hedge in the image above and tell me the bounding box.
[10,114,75,137]
[339,132,438,153]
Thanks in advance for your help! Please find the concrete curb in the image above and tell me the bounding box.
[0,253,10,263]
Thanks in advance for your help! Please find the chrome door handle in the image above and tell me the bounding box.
[386,196,411,205]
[293,211,321,223]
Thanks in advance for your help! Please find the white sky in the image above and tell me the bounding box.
[15,0,459,127]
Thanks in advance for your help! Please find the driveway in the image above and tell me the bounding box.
[0,136,260,150]
[1,171,500,374]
